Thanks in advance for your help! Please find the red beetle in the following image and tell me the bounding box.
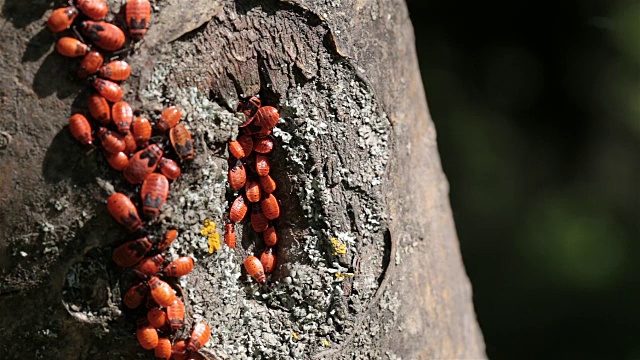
[97,127,125,154]
[163,257,194,277]
[76,0,109,20]
[56,37,89,57]
[263,226,277,247]
[78,51,104,79]
[123,132,137,155]
[93,78,123,102]
[126,0,151,40]
[166,298,185,330]
[123,282,148,308]
[47,6,79,33]
[228,159,246,190]
[259,174,276,194]
[260,247,276,273]
[245,179,261,203]
[147,307,167,329]
[107,193,143,232]
[132,117,152,147]
[156,229,177,251]
[123,144,163,184]
[87,93,110,125]
[148,276,176,307]
[187,322,211,352]
[136,318,159,350]
[112,237,153,267]
[255,154,270,176]
[135,254,165,278]
[261,194,280,220]
[254,106,279,130]
[156,106,181,132]
[68,114,93,145]
[98,60,131,81]
[224,223,236,248]
[251,203,269,232]
[104,151,129,171]
[254,137,274,154]
[169,124,194,161]
[157,157,181,180]
[244,256,266,284]
[172,340,188,360]
[81,21,125,51]
[112,101,133,134]
[155,338,172,360]
[141,173,169,217]
[229,195,248,223]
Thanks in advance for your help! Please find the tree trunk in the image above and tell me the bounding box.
[0,0,485,358]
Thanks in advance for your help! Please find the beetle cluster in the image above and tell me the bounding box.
[225,96,281,284]
[49,2,211,358]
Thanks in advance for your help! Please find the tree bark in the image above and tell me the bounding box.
[0,0,485,359]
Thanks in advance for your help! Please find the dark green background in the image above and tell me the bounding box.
[407,0,639,358]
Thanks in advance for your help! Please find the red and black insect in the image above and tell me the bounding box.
[148,276,176,307]
[93,78,123,102]
[104,151,129,171]
[125,0,151,40]
[123,282,148,308]
[98,127,125,154]
[155,338,172,360]
[81,21,126,51]
[259,174,276,194]
[187,322,211,352]
[140,173,169,217]
[169,124,194,161]
[136,318,158,350]
[47,6,79,33]
[244,256,266,284]
[98,60,131,81]
[260,247,276,273]
[132,117,152,147]
[156,229,177,251]
[68,114,93,145]
[76,0,109,20]
[87,93,110,125]
[156,106,181,132]
[228,159,246,190]
[251,203,269,232]
[135,254,165,277]
[163,257,194,277]
[78,51,104,79]
[107,192,143,232]
[157,157,181,180]
[112,237,153,267]
[147,307,167,329]
[112,101,133,134]
[166,298,185,330]
[123,144,163,184]
[229,195,248,223]
[56,37,89,57]
[261,193,280,220]
[224,223,236,248]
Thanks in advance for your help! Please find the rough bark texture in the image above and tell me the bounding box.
[0,0,485,359]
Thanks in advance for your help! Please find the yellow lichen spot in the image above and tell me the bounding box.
[330,237,347,255]
[335,272,346,280]
[292,331,299,340]
[321,339,332,347]
[208,232,221,253]
[201,219,220,253]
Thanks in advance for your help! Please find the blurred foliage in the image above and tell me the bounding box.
[406,0,639,358]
